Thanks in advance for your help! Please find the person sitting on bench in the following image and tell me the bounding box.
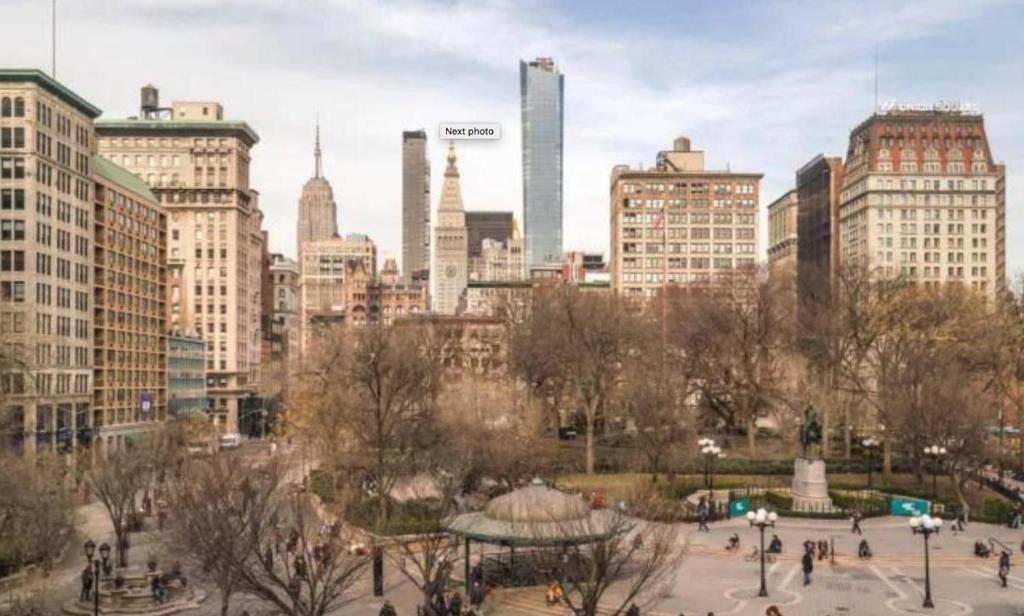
[768,535,783,554]
[726,533,740,552]
[858,539,872,559]
[975,540,992,558]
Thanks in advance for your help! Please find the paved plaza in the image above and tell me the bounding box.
[9,500,1024,616]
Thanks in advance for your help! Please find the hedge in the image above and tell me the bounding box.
[344,497,445,536]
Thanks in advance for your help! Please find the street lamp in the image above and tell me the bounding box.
[83,539,111,615]
[923,445,947,501]
[746,508,778,597]
[699,439,722,510]
[862,437,880,489]
[909,513,942,608]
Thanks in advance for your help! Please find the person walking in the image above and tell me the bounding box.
[851,508,863,535]
[999,550,1011,588]
[80,563,94,601]
[697,498,710,532]
[448,591,463,616]
[625,603,641,616]
[802,547,814,586]
[379,599,397,616]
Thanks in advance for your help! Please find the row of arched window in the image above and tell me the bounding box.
[1,97,26,118]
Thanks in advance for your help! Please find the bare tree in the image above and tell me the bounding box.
[554,508,682,616]
[513,286,640,474]
[294,322,444,528]
[89,449,149,567]
[0,452,75,575]
[169,455,368,616]
[619,303,693,481]
[676,270,793,456]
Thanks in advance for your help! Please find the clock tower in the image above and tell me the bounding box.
[432,142,469,314]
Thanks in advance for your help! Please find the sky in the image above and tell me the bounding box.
[2,0,1022,273]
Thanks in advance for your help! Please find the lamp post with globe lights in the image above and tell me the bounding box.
[862,437,880,489]
[83,539,111,615]
[746,508,778,597]
[699,439,722,515]
[924,445,947,501]
[910,513,942,608]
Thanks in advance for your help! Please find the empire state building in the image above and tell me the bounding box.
[297,124,338,253]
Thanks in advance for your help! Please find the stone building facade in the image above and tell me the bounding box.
[610,137,762,297]
[96,86,263,433]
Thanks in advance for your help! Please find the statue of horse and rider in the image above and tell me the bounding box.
[799,405,824,460]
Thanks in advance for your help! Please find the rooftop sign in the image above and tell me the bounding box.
[880,100,980,115]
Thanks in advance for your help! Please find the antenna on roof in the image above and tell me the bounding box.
[51,0,56,78]
[873,45,879,114]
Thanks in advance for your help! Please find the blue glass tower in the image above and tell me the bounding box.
[520,58,564,267]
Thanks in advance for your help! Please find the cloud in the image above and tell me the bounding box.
[2,0,1021,273]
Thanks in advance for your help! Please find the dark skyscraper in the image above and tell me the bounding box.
[465,211,514,258]
[402,130,430,282]
[520,57,564,267]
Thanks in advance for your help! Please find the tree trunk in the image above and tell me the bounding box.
[585,404,596,475]
[219,588,232,616]
[843,398,852,459]
[746,416,756,458]
[821,404,831,458]
[883,441,892,476]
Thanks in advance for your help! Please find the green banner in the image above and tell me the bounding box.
[890,496,930,517]
[729,498,751,518]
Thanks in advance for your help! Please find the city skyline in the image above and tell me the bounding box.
[1,0,1021,274]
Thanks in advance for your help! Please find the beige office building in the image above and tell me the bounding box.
[838,107,1005,295]
[0,70,98,454]
[96,86,263,432]
[610,137,762,297]
[92,157,168,454]
[767,189,798,282]
[299,233,376,353]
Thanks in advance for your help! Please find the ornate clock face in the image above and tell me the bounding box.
[445,265,457,278]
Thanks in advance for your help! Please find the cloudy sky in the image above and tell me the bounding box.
[3,0,1022,272]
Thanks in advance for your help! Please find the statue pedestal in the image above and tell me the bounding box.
[792,458,832,512]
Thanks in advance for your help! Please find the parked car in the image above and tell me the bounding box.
[220,433,243,449]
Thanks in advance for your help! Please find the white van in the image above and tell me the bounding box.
[220,433,243,449]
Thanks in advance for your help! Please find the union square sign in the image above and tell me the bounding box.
[880,100,981,115]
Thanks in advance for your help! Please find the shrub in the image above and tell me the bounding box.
[344,497,445,536]
[977,496,1015,525]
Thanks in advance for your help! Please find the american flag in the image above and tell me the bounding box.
[652,209,666,230]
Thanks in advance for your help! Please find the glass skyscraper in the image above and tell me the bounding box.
[520,57,564,267]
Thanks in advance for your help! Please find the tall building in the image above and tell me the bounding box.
[92,157,168,455]
[837,106,1005,295]
[0,70,100,454]
[298,233,376,352]
[297,124,338,250]
[432,142,468,315]
[402,130,430,283]
[96,85,263,433]
[796,155,844,300]
[270,253,299,367]
[520,57,564,267]
[610,137,762,297]
[767,189,798,281]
